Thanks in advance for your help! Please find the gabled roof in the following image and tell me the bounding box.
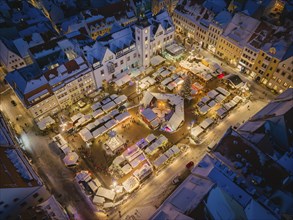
[223,12,260,46]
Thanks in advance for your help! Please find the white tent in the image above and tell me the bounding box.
[191,126,204,139]
[151,55,165,66]
[122,176,140,193]
[217,108,227,119]
[37,116,55,130]
[199,118,214,130]
[93,196,105,205]
[63,152,79,167]
[96,187,116,201]
[199,105,210,115]
[79,128,93,142]
[75,170,91,182]
[114,74,131,87]
[154,154,169,168]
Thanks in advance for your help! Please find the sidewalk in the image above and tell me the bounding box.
[122,206,156,220]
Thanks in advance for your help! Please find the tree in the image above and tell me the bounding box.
[180,75,191,98]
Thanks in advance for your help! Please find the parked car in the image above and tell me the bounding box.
[11,100,17,106]
[186,161,194,169]
[172,176,180,185]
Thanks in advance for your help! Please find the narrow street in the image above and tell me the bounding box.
[0,89,97,220]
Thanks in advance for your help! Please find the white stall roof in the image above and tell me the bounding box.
[161,77,172,86]
[88,180,99,193]
[92,178,102,188]
[106,136,124,152]
[71,113,84,123]
[101,97,112,105]
[151,55,166,66]
[199,105,210,115]
[161,69,171,78]
[145,134,156,143]
[61,145,71,155]
[115,111,131,122]
[122,176,140,193]
[223,102,233,111]
[154,154,169,168]
[94,119,102,127]
[208,100,217,108]
[121,164,132,174]
[192,82,203,90]
[114,95,127,104]
[216,87,230,97]
[101,115,111,122]
[164,145,180,158]
[229,100,237,108]
[232,96,242,104]
[109,109,120,118]
[104,119,117,129]
[115,74,131,87]
[156,135,168,146]
[191,126,204,139]
[92,126,107,138]
[150,118,160,129]
[103,202,115,208]
[207,90,219,99]
[113,155,125,166]
[93,196,105,205]
[215,94,226,103]
[92,109,104,118]
[37,116,55,130]
[79,128,93,142]
[53,134,67,147]
[145,142,160,155]
[129,153,146,168]
[63,152,79,166]
[110,94,118,100]
[102,101,117,112]
[96,187,116,201]
[217,108,227,118]
[170,145,180,155]
[201,96,211,103]
[86,122,96,131]
[168,65,177,72]
[92,102,102,111]
[199,118,214,130]
[166,112,183,132]
[167,83,175,91]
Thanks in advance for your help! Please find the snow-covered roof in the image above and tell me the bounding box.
[13,33,45,58]
[199,118,214,130]
[96,187,116,201]
[191,126,204,139]
[245,199,278,220]
[213,10,232,29]
[222,12,260,47]
[206,187,247,220]
[151,175,214,220]
[203,0,227,14]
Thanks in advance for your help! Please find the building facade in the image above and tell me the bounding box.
[0,39,26,73]
[267,56,293,93]
[6,56,95,120]
[215,12,260,67]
